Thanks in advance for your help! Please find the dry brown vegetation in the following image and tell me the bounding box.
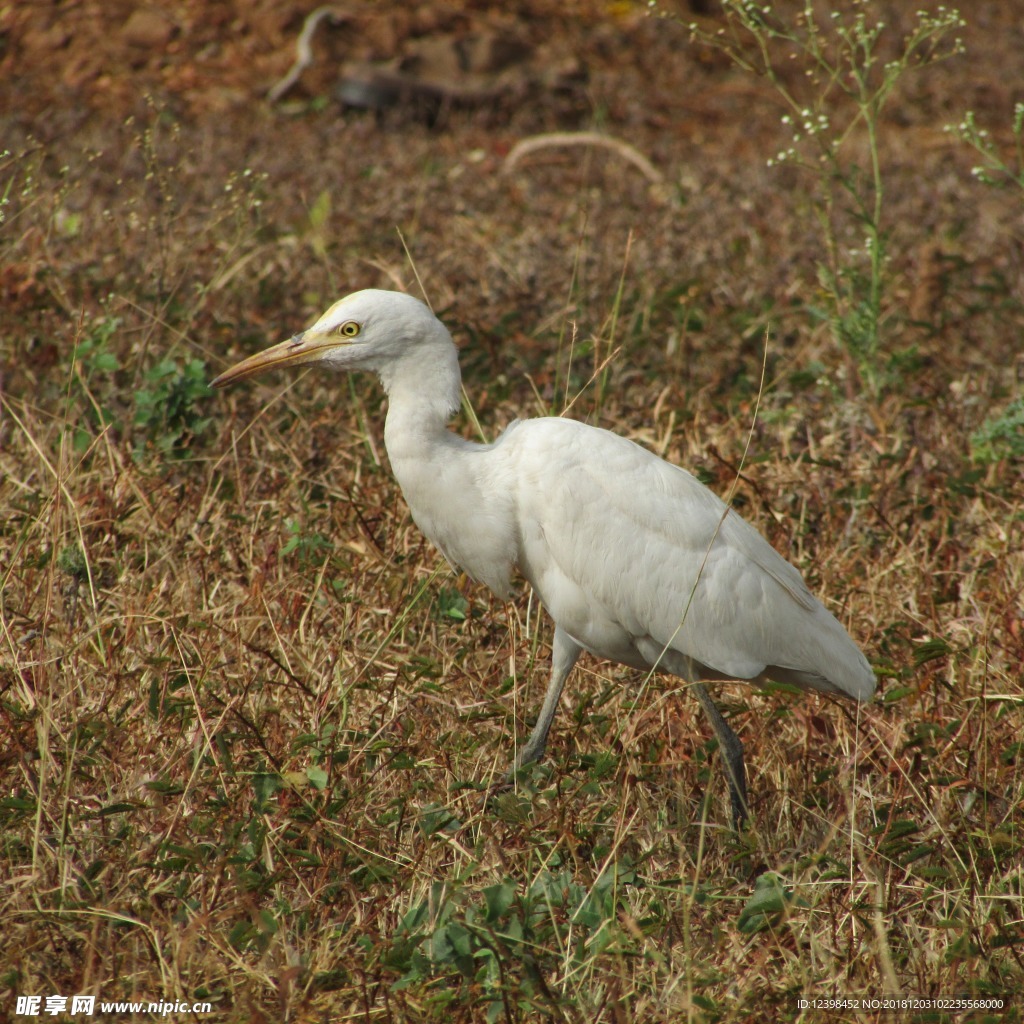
[1,2,1022,1021]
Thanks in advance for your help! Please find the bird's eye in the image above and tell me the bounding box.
[335,321,361,338]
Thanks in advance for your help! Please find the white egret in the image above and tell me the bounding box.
[212,289,875,824]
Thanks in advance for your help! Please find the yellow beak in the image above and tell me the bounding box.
[210,331,350,388]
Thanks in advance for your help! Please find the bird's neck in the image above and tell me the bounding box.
[379,341,465,464]
[378,340,516,596]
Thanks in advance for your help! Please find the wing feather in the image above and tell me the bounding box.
[503,418,873,699]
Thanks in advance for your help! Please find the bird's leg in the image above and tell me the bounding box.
[691,682,749,828]
[507,625,583,779]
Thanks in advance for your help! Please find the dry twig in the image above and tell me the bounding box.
[503,131,663,184]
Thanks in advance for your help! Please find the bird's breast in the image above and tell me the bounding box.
[389,442,519,599]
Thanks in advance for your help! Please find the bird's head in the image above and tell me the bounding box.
[210,289,447,389]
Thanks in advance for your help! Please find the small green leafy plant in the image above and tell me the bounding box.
[970,398,1024,464]
[281,518,334,566]
[388,860,642,1021]
[69,316,122,452]
[133,357,212,459]
[435,586,469,622]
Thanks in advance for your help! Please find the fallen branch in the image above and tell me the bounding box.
[267,6,347,103]
[502,131,663,184]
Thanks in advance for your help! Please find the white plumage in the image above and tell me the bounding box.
[213,288,875,824]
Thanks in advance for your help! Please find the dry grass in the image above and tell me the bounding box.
[2,3,1023,1022]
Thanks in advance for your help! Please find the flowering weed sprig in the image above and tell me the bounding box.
[947,104,1024,192]
[664,0,967,395]
[947,102,1024,465]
